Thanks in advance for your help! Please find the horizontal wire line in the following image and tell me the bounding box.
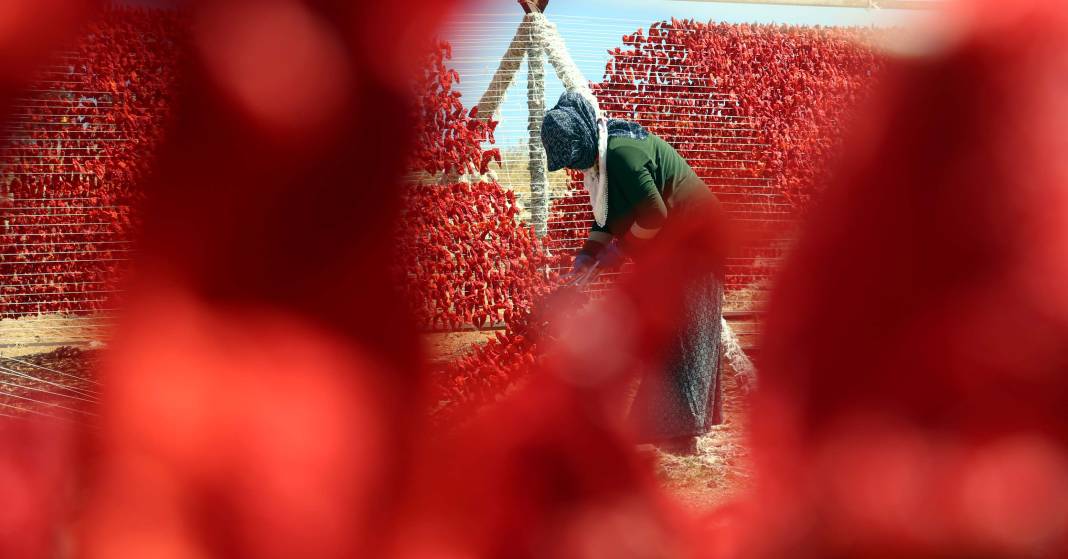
[548,200,792,209]
[0,282,111,289]
[1,173,103,176]
[2,155,111,160]
[3,131,120,136]
[451,56,739,70]
[0,271,117,278]
[458,13,727,22]
[0,309,116,318]
[0,382,94,416]
[4,214,125,219]
[474,111,751,122]
[0,234,124,239]
[0,222,119,228]
[0,365,98,402]
[445,24,703,34]
[544,218,792,235]
[448,71,743,85]
[3,123,119,128]
[2,258,128,265]
[0,399,78,423]
[486,138,762,146]
[445,32,692,41]
[490,154,762,164]
[480,111,752,121]
[10,107,163,112]
[0,290,119,298]
[0,317,115,325]
[10,100,116,106]
[1,298,111,307]
[487,140,766,149]
[23,89,119,96]
[2,248,130,256]
[0,241,131,248]
[2,148,115,152]
[0,329,113,335]
[5,197,120,201]
[2,206,126,211]
[4,138,129,142]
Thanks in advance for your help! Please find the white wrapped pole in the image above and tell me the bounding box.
[530,13,598,113]
[526,24,549,237]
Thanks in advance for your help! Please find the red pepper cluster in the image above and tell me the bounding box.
[398,40,555,336]
[669,22,885,207]
[396,181,555,331]
[410,41,501,177]
[547,21,884,295]
[0,7,181,318]
[398,42,580,418]
[431,312,537,422]
[431,281,590,423]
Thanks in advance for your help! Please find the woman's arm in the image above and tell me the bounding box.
[610,152,668,251]
[579,224,612,258]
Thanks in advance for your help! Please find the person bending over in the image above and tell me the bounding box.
[541,91,725,455]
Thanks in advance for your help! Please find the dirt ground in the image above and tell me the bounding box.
[649,379,751,511]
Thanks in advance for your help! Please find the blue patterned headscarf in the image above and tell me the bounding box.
[541,92,648,172]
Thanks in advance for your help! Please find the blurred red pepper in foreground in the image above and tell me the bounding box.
[77,0,458,556]
[742,1,1068,557]
[0,0,100,119]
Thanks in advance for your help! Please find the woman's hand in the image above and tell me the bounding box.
[570,253,596,277]
[595,241,625,270]
[567,240,622,284]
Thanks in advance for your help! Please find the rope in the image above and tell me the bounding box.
[530,13,598,111]
[474,15,533,123]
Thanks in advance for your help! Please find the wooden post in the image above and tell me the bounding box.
[519,0,549,14]
[527,22,549,237]
[474,20,530,124]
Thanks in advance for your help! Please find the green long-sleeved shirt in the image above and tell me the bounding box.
[581,133,711,255]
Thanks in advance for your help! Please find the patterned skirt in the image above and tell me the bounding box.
[628,271,724,442]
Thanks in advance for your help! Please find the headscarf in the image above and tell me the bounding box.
[541,91,648,226]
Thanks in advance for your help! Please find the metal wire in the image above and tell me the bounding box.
[0,399,79,423]
[0,356,100,386]
[0,385,94,418]
[0,365,98,402]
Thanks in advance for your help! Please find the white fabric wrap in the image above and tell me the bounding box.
[582,117,609,227]
[530,12,612,224]
[531,13,596,107]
